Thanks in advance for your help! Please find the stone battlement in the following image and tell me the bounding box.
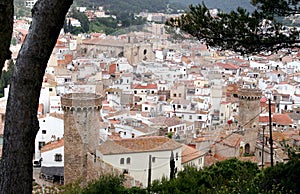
[238,88,262,100]
[61,93,102,110]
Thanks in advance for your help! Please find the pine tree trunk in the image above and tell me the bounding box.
[0,0,73,193]
[0,0,13,75]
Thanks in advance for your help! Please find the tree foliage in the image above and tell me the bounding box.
[166,0,300,54]
[63,159,300,193]
[61,174,147,194]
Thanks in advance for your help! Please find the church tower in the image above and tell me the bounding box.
[61,93,102,185]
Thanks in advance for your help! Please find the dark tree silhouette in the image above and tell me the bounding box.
[0,0,73,193]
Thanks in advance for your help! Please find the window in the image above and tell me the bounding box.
[176,152,178,161]
[126,157,131,164]
[198,116,202,120]
[189,115,192,120]
[120,158,124,164]
[152,157,156,163]
[49,88,53,92]
[134,90,137,94]
[54,154,62,161]
[177,105,181,109]
[179,93,182,97]
[42,130,46,134]
[145,107,148,111]
[220,113,224,116]
[173,93,177,97]
[198,158,202,165]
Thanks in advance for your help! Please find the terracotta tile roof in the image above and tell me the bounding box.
[98,136,181,155]
[181,144,205,164]
[218,133,243,148]
[204,154,218,167]
[237,156,257,163]
[214,153,228,161]
[132,84,158,90]
[149,116,183,127]
[259,115,269,123]
[265,131,287,142]
[216,62,239,70]
[109,64,117,75]
[57,54,73,66]
[41,139,64,153]
[273,114,293,126]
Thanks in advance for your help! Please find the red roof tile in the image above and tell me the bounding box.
[41,139,64,153]
[181,144,205,164]
[98,136,181,154]
[132,84,158,90]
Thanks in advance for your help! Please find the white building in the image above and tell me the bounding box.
[34,114,64,161]
[181,144,205,170]
[97,136,182,187]
[40,139,64,184]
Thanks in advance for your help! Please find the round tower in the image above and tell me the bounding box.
[238,88,262,129]
[61,93,102,185]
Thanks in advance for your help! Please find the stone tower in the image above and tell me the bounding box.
[61,93,102,185]
[238,88,262,129]
[238,88,262,155]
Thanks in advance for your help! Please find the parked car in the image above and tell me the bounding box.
[33,158,42,168]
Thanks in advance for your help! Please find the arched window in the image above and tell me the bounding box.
[120,158,124,165]
[245,143,250,155]
[126,157,131,164]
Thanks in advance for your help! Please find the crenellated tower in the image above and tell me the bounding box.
[61,93,102,185]
[238,88,262,129]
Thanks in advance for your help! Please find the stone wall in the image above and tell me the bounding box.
[86,152,140,188]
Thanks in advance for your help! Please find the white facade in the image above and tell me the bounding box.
[41,146,64,167]
[34,116,64,160]
[98,148,182,187]
[114,124,146,138]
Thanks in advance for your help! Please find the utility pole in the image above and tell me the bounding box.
[147,155,152,188]
[170,151,175,179]
[268,98,274,167]
[262,125,265,169]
